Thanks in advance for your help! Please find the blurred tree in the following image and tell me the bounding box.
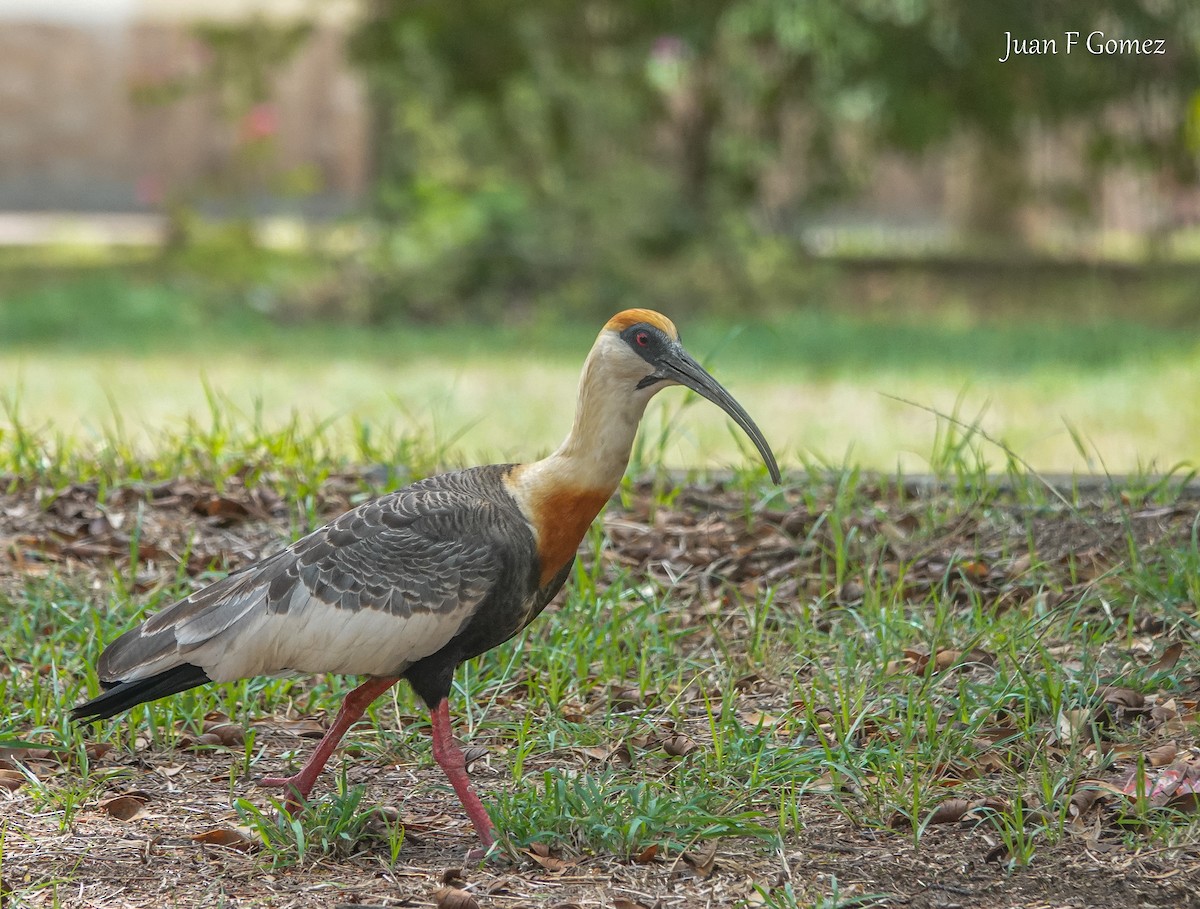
[346,0,1200,320]
[725,0,1200,243]
[133,16,315,249]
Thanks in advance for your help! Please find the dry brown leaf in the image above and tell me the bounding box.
[923,797,973,826]
[1149,641,1184,672]
[1057,708,1092,744]
[202,722,245,747]
[739,709,785,729]
[900,648,930,674]
[558,701,589,723]
[609,685,649,709]
[1154,699,1193,737]
[1146,742,1179,767]
[662,734,700,758]
[432,887,479,909]
[734,672,764,691]
[974,751,1009,774]
[1067,786,1104,822]
[262,717,328,738]
[608,743,634,768]
[180,732,224,750]
[804,771,850,794]
[461,744,489,769]
[98,794,147,821]
[898,796,1011,829]
[611,901,652,909]
[933,647,996,672]
[194,494,251,521]
[958,559,991,581]
[85,742,115,761]
[633,843,659,864]
[682,840,718,878]
[0,768,26,791]
[576,746,611,763]
[192,826,256,852]
[525,842,573,872]
[1097,687,1147,726]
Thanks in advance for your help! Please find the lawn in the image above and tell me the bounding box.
[1,252,1199,907]
[1,446,1198,907]
[2,251,1199,475]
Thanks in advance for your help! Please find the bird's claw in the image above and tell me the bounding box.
[257,774,309,814]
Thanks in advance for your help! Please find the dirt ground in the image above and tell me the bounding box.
[2,472,1199,908]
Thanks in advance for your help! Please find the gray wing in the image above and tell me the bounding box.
[97,475,527,684]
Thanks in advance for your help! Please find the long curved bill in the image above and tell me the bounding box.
[639,342,782,484]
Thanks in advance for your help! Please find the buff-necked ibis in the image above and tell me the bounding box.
[72,309,780,852]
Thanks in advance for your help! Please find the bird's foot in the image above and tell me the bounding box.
[257,773,313,814]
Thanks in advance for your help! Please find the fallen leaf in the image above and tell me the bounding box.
[633,844,659,864]
[558,701,589,723]
[1096,686,1147,726]
[1146,742,1178,767]
[662,734,700,758]
[922,797,973,826]
[611,901,652,909]
[894,647,995,676]
[98,794,147,821]
[894,796,1011,829]
[1149,641,1184,673]
[180,733,224,750]
[85,742,115,761]
[194,494,251,521]
[202,722,245,747]
[432,887,479,909]
[192,827,257,852]
[739,709,786,730]
[525,842,573,872]
[974,751,1009,774]
[272,717,328,738]
[1057,708,1092,744]
[609,685,650,710]
[682,840,718,878]
[1116,760,1200,809]
[460,744,489,769]
[0,768,25,791]
[1067,786,1104,823]
[608,743,634,768]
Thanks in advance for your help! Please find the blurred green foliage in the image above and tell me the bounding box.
[133,2,1200,324]
[342,0,1200,323]
[133,17,316,247]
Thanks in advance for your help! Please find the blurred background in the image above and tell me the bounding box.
[1,0,1198,475]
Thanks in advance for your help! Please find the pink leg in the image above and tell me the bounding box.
[429,698,495,848]
[260,675,399,811]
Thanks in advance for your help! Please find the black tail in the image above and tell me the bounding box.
[72,664,212,722]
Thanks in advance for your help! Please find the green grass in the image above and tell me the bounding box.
[0,406,1198,907]
[2,250,1199,473]
[1,252,1199,904]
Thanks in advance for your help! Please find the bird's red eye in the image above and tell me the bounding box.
[635,330,650,347]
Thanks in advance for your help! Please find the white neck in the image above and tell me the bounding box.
[521,331,663,494]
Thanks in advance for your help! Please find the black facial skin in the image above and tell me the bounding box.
[620,322,674,372]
